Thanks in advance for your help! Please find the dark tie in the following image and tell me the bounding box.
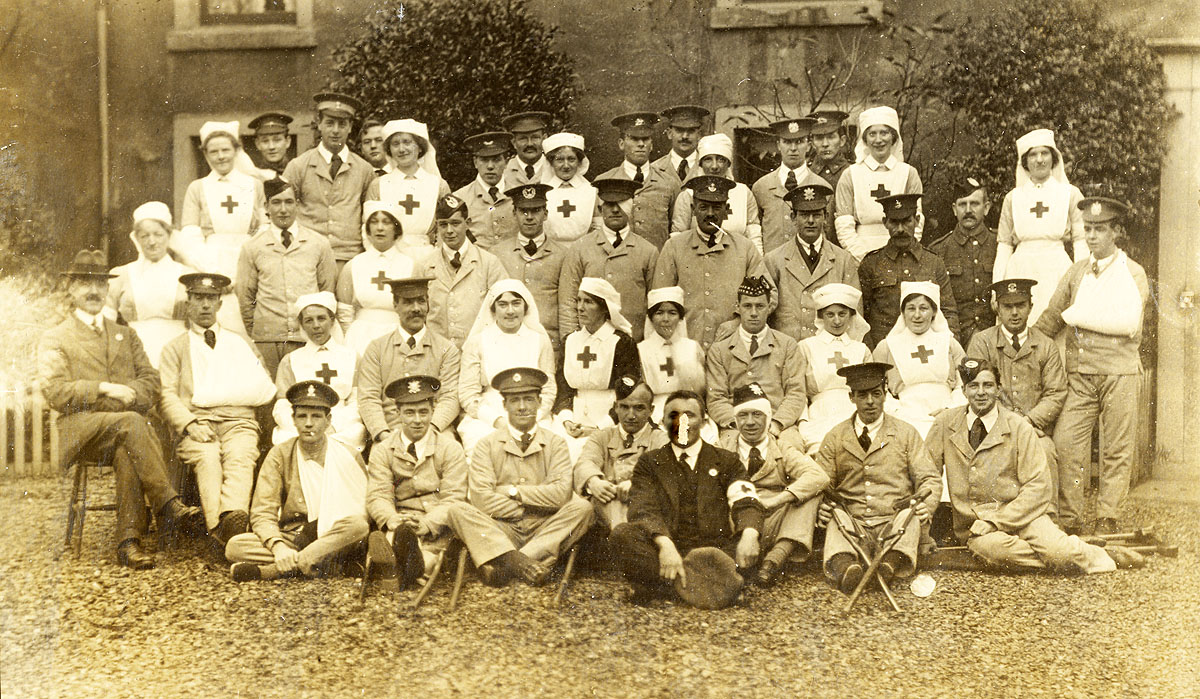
[519,432,533,452]
[450,251,462,271]
[748,446,764,474]
[280,228,292,249]
[677,158,688,182]
[406,335,416,349]
[679,451,690,469]
[1012,334,1021,353]
[330,153,343,179]
[969,418,987,450]
[525,164,535,181]
[858,426,871,452]
[523,237,538,257]
[204,329,216,349]
[634,166,644,184]
[785,169,798,192]
[406,441,418,459]
[623,432,635,449]
[612,230,622,249]
[706,230,718,248]
[748,334,759,356]
[488,186,499,203]
[1091,261,1100,276]
[801,241,819,271]
[374,168,386,177]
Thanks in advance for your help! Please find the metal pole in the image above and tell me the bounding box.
[98,0,110,255]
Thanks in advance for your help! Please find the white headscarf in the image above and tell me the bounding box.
[198,120,274,181]
[578,277,633,336]
[128,201,175,262]
[543,132,591,181]
[854,106,905,165]
[466,278,548,340]
[644,286,689,342]
[812,282,870,341]
[696,133,734,173]
[382,119,440,177]
[360,200,407,251]
[1014,128,1069,188]
[887,280,950,339]
[295,290,345,344]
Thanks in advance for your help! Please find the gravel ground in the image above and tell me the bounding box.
[1,477,1197,698]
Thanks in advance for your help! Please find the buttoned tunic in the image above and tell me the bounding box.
[558,229,658,342]
[454,178,517,250]
[929,223,997,346]
[414,243,509,348]
[355,328,461,438]
[858,240,959,348]
[705,328,808,431]
[492,237,568,350]
[236,225,337,343]
[283,147,376,262]
[764,235,860,340]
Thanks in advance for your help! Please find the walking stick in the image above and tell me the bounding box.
[448,546,469,611]
[844,487,932,614]
[409,549,446,612]
[553,545,580,609]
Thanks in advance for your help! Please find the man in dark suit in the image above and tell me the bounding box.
[37,250,204,569]
[610,390,764,608]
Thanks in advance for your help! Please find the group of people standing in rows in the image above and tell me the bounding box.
[39,89,1150,608]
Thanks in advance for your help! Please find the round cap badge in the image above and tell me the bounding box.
[787,121,799,134]
[523,187,536,200]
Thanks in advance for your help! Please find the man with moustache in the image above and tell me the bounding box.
[858,193,958,348]
[492,183,567,352]
[609,390,764,608]
[227,380,370,582]
[284,92,376,269]
[358,118,390,177]
[805,109,852,241]
[930,177,998,347]
[559,177,659,342]
[356,277,462,447]
[764,182,860,341]
[501,111,553,186]
[653,175,770,352]
[926,359,1142,572]
[249,112,294,177]
[39,249,205,569]
[453,131,518,250]
[752,116,829,254]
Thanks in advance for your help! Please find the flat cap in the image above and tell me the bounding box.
[660,105,710,129]
[673,547,743,610]
[593,177,640,203]
[62,249,116,279]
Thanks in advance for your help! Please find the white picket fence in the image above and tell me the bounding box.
[1,380,58,477]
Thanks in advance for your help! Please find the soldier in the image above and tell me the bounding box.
[805,109,851,243]
[595,111,673,249]
[453,131,518,250]
[365,375,469,588]
[751,116,827,254]
[492,183,567,352]
[248,112,294,177]
[858,193,958,348]
[444,368,596,586]
[357,118,389,177]
[718,383,829,587]
[653,175,770,351]
[227,380,369,582]
[930,177,998,347]
[658,105,709,182]
[1034,197,1150,535]
[501,111,553,186]
[763,181,860,341]
[559,176,659,342]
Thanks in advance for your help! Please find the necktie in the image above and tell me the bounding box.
[748,446,764,474]
[1012,334,1021,352]
[1091,261,1100,276]
[748,334,759,356]
[525,164,535,181]
[523,237,538,257]
[92,320,103,336]
[634,166,644,184]
[679,451,690,469]
[969,418,987,450]
[677,158,688,182]
[858,426,871,452]
[488,186,499,203]
[406,441,417,460]
[450,251,462,271]
[406,335,416,349]
[612,230,622,249]
[706,231,718,248]
[375,168,386,177]
[519,432,533,452]
[785,169,798,192]
[801,241,819,271]
[280,228,292,249]
[204,329,216,349]
[623,432,635,449]
[330,153,343,179]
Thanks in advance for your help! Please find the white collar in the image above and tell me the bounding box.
[74,308,104,329]
[401,430,431,460]
[368,244,399,259]
[1000,325,1029,346]
[444,240,472,260]
[579,321,614,342]
[303,339,334,352]
[817,328,849,344]
[398,325,426,347]
[671,440,703,468]
[864,154,899,171]
[622,160,647,178]
[507,423,538,444]
[670,150,691,171]
[969,405,999,433]
[601,225,629,247]
[777,164,808,186]
[738,325,767,349]
[317,142,349,164]
[797,234,823,255]
[519,232,547,252]
[854,413,884,440]
[271,221,297,246]
[475,175,507,195]
[737,435,768,462]
[620,422,649,444]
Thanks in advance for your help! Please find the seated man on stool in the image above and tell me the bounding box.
[926,358,1143,573]
[816,362,939,594]
[365,375,469,589]
[444,368,595,587]
[610,391,765,609]
[574,376,669,531]
[160,272,278,551]
[718,382,829,587]
[39,249,204,569]
[227,380,370,581]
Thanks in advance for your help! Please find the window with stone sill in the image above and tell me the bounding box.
[168,0,315,51]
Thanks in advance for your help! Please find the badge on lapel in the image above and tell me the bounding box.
[708,468,718,477]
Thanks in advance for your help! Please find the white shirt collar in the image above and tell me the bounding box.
[797,234,823,256]
[969,405,999,433]
[864,154,899,171]
[670,150,690,172]
[854,413,884,441]
[622,160,646,179]
[1000,325,1029,346]
[74,308,104,329]
[475,175,506,195]
[401,430,431,460]
[737,435,768,463]
[671,440,703,469]
[444,239,472,261]
[777,164,808,187]
[738,325,767,350]
[519,232,548,252]
[317,142,349,164]
[508,423,537,444]
[601,225,629,247]
[271,221,296,246]
[398,325,426,347]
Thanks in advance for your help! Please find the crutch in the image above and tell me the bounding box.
[845,487,932,613]
[824,489,901,612]
[553,544,580,609]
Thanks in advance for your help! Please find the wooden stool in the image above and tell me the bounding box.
[64,459,117,557]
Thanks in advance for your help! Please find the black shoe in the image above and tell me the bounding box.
[218,510,250,543]
[117,540,155,570]
[755,560,781,587]
[477,562,510,587]
[1094,518,1120,535]
[230,562,262,582]
[390,526,424,586]
[159,497,205,537]
[839,562,864,595]
[367,530,397,580]
[626,582,657,606]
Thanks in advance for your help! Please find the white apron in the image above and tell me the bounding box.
[201,173,258,337]
[563,324,619,428]
[273,343,364,450]
[379,173,439,249]
[458,326,549,454]
[798,334,871,453]
[1006,181,1073,323]
[848,161,913,258]
[545,183,598,245]
[126,258,188,368]
[884,330,955,439]
[344,250,415,356]
[636,335,718,443]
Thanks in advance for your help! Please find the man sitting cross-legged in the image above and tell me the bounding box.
[443,368,595,586]
[227,380,370,581]
[610,391,765,609]
[926,358,1143,573]
[718,382,829,587]
[365,375,469,589]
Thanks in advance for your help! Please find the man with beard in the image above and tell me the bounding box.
[858,193,958,348]
[763,182,860,341]
[357,118,389,177]
[453,131,518,250]
[501,111,552,187]
[653,175,770,352]
[249,112,294,177]
[39,249,205,569]
[930,177,997,347]
[609,390,764,608]
[926,359,1143,572]
[355,276,461,446]
[492,183,567,352]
